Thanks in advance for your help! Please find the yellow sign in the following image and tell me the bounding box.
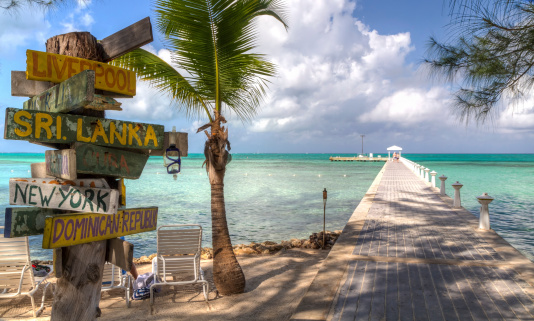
[26,50,136,96]
[42,207,158,248]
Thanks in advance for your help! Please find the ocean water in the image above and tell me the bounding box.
[403,154,534,261]
[0,153,383,260]
[1,153,532,262]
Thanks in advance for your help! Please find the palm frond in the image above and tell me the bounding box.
[111,48,213,121]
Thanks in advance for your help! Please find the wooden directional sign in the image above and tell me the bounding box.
[11,71,131,98]
[76,143,149,179]
[106,238,134,271]
[100,17,153,62]
[45,149,77,180]
[4,207,56,238]
[9,178,119,214]
[23,70,122,113]
[45,145,149,180]
[4,108,164,150]
[26,50,136,96]
[42,207,158,248]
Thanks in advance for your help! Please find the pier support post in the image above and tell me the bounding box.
[439,175,447,195]
[452,181,463,208]
[477,193,494,230]
[430,171,437,188]
[424,168,430,182]
[419,165,425,179]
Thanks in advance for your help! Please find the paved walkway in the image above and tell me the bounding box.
[291,161,534,321]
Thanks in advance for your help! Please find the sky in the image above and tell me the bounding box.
[0,0,533,154]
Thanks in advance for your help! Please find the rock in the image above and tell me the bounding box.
[261,241,277,246]
[234,247,258,256]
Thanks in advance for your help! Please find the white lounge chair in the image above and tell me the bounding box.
[101,262,131,307]
[0,226,53,317]
[150,224,209,305]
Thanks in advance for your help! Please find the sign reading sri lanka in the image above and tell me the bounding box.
[42,207,158,248]
[26,50,136,96]
[4,108,164,150]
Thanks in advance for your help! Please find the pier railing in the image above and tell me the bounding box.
[400,156,494,230]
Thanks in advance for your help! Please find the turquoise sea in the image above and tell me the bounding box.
[0,153,532,262]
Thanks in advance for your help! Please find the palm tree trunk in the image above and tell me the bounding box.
[205,112,245,295]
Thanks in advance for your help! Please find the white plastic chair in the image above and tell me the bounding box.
[101,262,131,307]
[150,224,209,305]
[0,226,53,317]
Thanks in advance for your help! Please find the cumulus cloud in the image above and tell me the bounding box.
[0,9,50,54]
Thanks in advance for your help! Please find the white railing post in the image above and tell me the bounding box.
[419,165,425,179]
[439,175,447,195]
[477,193,494,230]
[424,168,430,182]
[452,181,463,208]
[430,171,437,188]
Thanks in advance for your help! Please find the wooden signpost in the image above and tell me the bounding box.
[26,50,137,96]
[42,207,158,248]
[4,107,164,149]
[23,70,122,113]
[9,178,119,214]
[2,18,184,319]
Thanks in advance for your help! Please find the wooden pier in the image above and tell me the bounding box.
[330,156,387,162]
[291,161,534,321]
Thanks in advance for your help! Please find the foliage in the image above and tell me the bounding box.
[425,0,534,124]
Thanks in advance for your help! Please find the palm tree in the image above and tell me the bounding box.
[113,0,287,295]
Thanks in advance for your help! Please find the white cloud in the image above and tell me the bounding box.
[359,87,451,125]
[0,9,50,54]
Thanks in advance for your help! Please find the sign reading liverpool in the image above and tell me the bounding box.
[26,50,136,96]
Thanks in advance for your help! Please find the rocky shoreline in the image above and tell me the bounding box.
[133,230,342,264]
[35,230,342,266]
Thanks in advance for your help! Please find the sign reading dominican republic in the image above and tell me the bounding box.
[4,108,164,150]
[9,178,119,215]
[26,50,136,96]
[42,207,158,248]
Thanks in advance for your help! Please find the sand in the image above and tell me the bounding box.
[0,248,328,321]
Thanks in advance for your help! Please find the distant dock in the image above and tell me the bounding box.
[329,156,387,162]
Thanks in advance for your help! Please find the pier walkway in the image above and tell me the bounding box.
[291,161,534,321]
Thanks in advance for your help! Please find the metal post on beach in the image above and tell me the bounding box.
[323,188,327,250]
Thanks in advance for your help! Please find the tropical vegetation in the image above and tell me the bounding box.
[113,0,288,295]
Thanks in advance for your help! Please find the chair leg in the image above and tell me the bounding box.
[29,292,37,317]
[202,281,209,302]
[126,276,131,308]
[150,284,154,305]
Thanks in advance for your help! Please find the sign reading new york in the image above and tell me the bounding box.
[26,50,136,96]
[4,108,164,150]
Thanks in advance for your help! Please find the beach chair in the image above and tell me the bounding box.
[150,224,209,305]
[101,262,131,307]
[0,226,53,317]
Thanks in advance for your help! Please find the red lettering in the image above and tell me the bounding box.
[105,68,115,88]
[31,51,46,77]
[67,57,79,78]
[117,70,127,90]
[119,155,130,174]
[51,56,68,79]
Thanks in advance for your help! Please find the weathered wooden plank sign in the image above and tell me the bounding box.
[42,207,158,248]
[101,17,153,62]
[105,238,134,271]
[4,207,56,238]
[9,178,119,214]
[12,177,110,188]
[12,71,131,98]
[23,70,122,113]
[76,143,149,179]
[4,108,164,150]
[46,149,77,180]
[26,50,136,96]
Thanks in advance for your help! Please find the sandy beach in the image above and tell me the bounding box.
[0,248,329,320]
